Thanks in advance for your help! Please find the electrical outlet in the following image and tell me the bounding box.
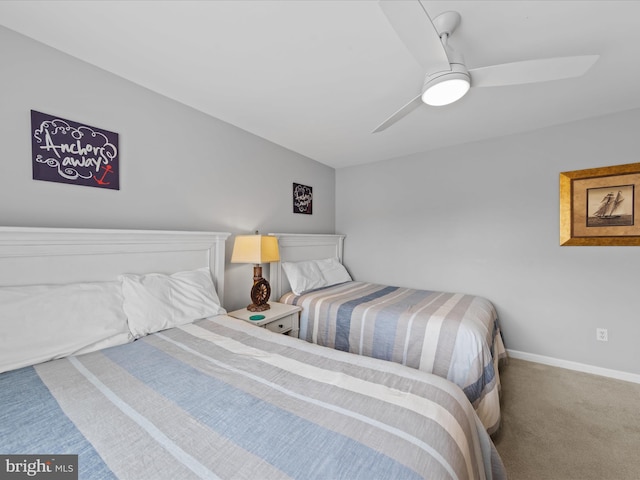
[596,328,608,342]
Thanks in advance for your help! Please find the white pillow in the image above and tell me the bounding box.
[120,268,225,338]
[0,281,133,374]
[282,260,327,295]
[315,257,353,286]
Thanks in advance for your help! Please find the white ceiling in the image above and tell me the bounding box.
[2,1,640,169]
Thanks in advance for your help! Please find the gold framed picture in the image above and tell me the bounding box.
[560,162,640,245]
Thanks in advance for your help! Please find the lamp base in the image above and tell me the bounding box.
[248,272,272,312]
[247,302,271,312]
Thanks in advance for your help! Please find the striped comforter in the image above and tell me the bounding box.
[280,282,507,433]
[0,315,506,480]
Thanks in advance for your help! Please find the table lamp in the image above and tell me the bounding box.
[230,233,280,312]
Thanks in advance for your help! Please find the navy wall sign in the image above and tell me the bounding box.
[293,183,312,214]
[31,110,119,190]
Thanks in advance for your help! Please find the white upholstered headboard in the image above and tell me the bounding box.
[0,227,230,304]
[268,233,345,301]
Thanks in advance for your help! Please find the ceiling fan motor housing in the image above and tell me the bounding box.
[421,16,471,107]
[421,63,470,106]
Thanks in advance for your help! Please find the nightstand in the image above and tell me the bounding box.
[227,302,302,337]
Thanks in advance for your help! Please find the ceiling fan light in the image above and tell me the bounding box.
[421,71,470,106]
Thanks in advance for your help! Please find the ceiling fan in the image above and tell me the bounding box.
[373,1,599,133]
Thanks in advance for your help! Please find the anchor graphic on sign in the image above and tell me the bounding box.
[94,165,113,186]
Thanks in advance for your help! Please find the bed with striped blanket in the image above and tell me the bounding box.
[279,281,507,434]
[1,314,506,480]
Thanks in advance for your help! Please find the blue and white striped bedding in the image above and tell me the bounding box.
[279,282,507,433]
[0,314,506,480]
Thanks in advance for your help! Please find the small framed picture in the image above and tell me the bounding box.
[560,162,640,245]
[293,183,312,214]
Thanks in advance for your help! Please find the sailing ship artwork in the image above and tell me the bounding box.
[560,163,640,245]
[587,184,634,227]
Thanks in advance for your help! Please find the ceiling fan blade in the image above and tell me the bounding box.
[469,55,599,88]
[378,0,450,73]
[372,94,423,133]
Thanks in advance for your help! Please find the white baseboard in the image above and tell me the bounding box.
[507,349,640,385]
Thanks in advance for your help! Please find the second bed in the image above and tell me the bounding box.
[270,233,507,434]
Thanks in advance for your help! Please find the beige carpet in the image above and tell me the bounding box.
[492,358,640,480]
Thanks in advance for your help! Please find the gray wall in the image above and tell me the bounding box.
[0,26,335,311]
[337,109,640,376]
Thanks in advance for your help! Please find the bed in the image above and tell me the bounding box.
[0,226,506,480]
[269,233,507,434]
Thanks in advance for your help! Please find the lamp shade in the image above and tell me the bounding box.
[230,235,280,264]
